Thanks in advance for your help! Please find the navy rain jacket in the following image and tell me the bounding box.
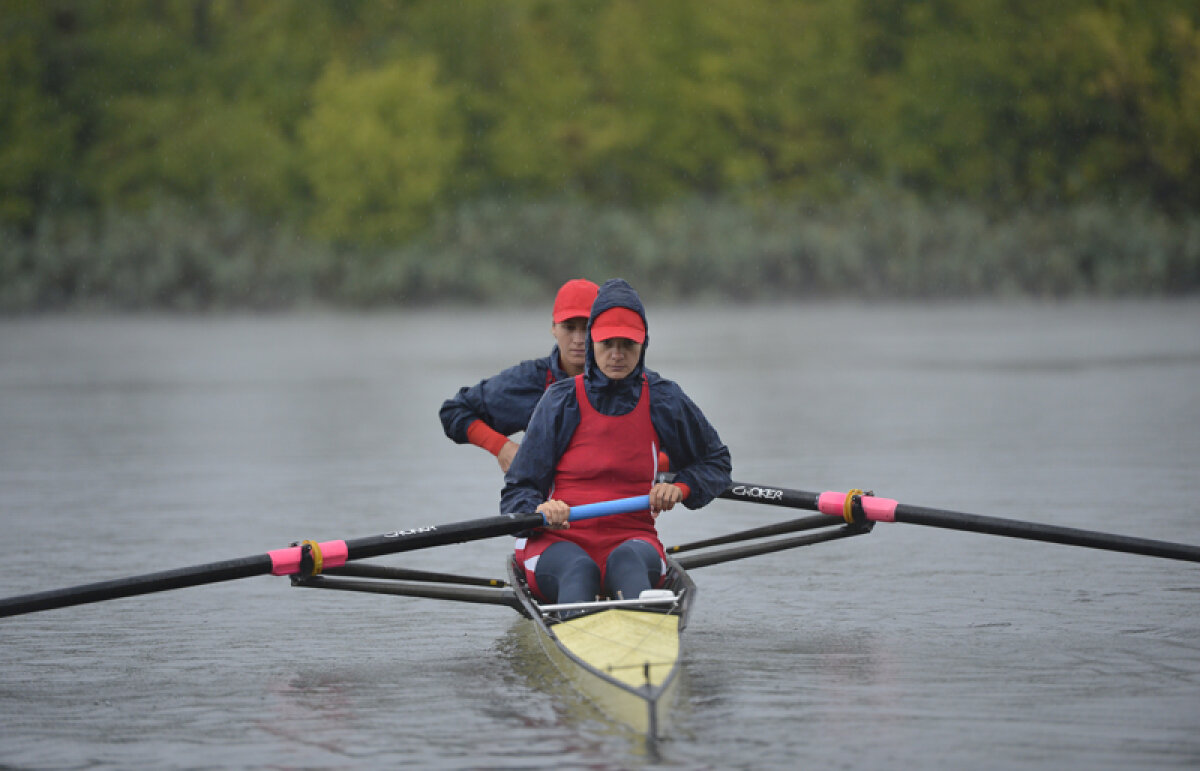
[439,346,573,445]
[501,278,732,516]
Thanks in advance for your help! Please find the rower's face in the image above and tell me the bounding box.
[552,317,589,374]
[594,338,642,380]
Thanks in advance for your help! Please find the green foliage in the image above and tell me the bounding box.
[1,0,1199,308]
[88,91,296,213]
[299,56,461,244]
[0,3,78,228]
[870,0,1200,210]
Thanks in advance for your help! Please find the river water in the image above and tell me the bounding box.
[0,302,1198,770]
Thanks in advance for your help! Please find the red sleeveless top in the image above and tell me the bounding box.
[514,374,666,595]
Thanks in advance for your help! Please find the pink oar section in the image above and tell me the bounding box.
[817,491,898,522]
[268,540,349,576]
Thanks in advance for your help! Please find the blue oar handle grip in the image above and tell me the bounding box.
[539,495,651,525]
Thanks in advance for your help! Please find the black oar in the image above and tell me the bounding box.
[722,481,1200,564]
[0,495,650,618]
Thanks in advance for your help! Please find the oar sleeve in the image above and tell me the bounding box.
[267,540,349,576]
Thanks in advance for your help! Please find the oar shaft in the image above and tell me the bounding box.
[0,497,651,619]
[0,555,274,618]
[0,515,543,619]
[339,513,542,562]
[720,483,820,510]
[894,504,1200,563]
[726,480,1200,564]
[335,497,649,562]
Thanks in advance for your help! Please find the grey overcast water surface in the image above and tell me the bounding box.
[1,302,1198,769]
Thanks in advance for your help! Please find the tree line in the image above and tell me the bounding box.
[2,0,1198,309]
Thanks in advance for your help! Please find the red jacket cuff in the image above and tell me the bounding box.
[466,420,509,456]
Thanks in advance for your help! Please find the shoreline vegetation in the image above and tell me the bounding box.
[4,4,1198,311]
[3,189,1198,312]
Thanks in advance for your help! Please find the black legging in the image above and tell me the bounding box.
[534,539,662,605]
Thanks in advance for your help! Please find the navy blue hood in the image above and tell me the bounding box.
[584,278,649,387]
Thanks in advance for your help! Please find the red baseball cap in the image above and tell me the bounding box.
[590,307,646,344]
[552,279,599,323]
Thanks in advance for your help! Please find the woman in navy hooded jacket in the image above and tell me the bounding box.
[501,279,732,605]
[440,279,599,473]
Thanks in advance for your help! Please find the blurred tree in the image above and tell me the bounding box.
[299,56,462,244]
[1057,4,1200,210]
[866,0,1200,210]
[705,0,870,197]
[0,3,80,229]
[1,0,1197,248]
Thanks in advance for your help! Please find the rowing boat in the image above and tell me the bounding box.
[287,509,859,742]
[506,555,695,739]
[5,483,1191,744]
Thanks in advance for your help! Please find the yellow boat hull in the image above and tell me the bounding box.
[537,608,681,736]
[508,557,694,739]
